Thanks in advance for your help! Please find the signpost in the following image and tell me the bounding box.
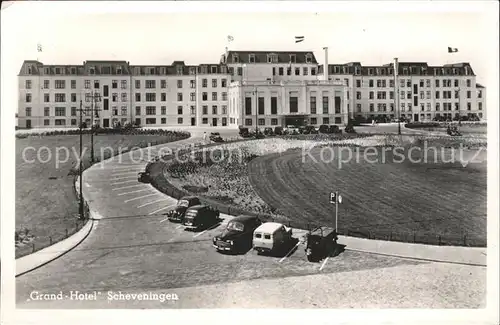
[330,191,342,230]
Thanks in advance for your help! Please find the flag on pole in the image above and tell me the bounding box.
[295,36,304,43]
[448,47,458,53]
[227,35,234,43]
[37,43,42,52]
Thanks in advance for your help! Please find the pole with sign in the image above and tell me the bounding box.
[330,191,342,230]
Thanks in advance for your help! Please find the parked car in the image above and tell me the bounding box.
[209,132,224,142]
[255,130,266,139]
[286,126,300,135]
[253,222,294,255]
[303,125,318,134]
[263,127,274,136]
[239,127,251,138]
[166,196,202,223]
[328,125,342,134]
[305,226,338,262]
[344,124,356,133]
[137,171,151,183]
[212,215,262,253]
[183,204,220,231]
[318,124,330,134]
[274,126,284,135]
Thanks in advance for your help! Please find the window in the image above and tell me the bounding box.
[135,107,141,115]
[146,93,156,102]
[303,67,308,75]
[279,67,284,76]
[190,106,196,115]
[310,96,317,114]
[94,80,100,89]
[24,107,32,117]
[212,105,217,115]
[245,119,253,126]
[400,79,405,87]
[222,92,227,101]
[41,93,49,103]
[112,106,118,116]
[408,104,412,111]
[369,103,374,112]
[202,118,208,124]
[287,67,291,76]
[467,102,471,110]
[69,106,76,116]
[435,79,440,87]
[426,91,431,99]
[178,117,183,124]
[420,91,424,99]
[121,80,127,89]
[55,119,66,126]
[146,118,156,125]
[271,118,278,125]
[146,80,156,89]
[322,117,329,124]
[135,93,141,102]
[221,79,227,87]
[222,105,227,114]
[420,103,425,111]
[294,68,300,76]
[237,67,243,76]
[258,97,264,115]
[177,80,183,88]
[212,79,217,88]
[306,55,312,64]
[120,93,127,102]
[322,96,328,114]
[55,80,65,89]
[202,79,208,88]
[435,91,440,99]
[145,106,156,115]
[401,103,406,112]
[177,106,183,115]
[43,107,50,116]
[55,93,65,102]
[112,80,118,89]
[426,103,431,111]
[407,92,411,99]
[369,92,374,100]
[435,103,440,111]
[479,103,482,110]
[202,105,208,115]
[258,118,265,126]
[290,96,298,113]
[245,97,252,115]
[369,80,374,88]
[190,92,196,101]
[111,93,118,102]
[311,68,316,75]
[177,93,183,101]
[202,92,207,101]
[161,93,167,101]
[188,80,195,89]
[44,80,50,89]
[135,80,141,89]
[44,119,50,126]
[55,107,66,116]
[25,80,32,89]
[161,118,167,124]
[389,79,394,88]
[466,79,471,87]
[121,106,127,116]
[271,97,277,115]
[467,90,471,99]
[212,92,217,101]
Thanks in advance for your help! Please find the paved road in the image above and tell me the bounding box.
[16,126,485,308]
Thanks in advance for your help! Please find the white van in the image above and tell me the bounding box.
[252,222,293,254]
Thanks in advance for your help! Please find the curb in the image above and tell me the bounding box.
[16,217,94,277]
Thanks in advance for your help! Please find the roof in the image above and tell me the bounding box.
[232,215,259,223]
[225,51,318,64]
[186,204,207,211]
[476,83,485,88]
[255,222,284,233]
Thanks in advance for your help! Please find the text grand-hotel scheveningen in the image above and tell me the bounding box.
[17,49,486,129]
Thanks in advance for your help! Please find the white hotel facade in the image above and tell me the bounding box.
[17,49,486,129]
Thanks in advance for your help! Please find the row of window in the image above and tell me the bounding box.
[271,66,317,77]
[352,101,482,113]
[243,116,342,126]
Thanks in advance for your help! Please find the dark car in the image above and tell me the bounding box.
[183,205,220,231]
[305,226,338,262]
[239,127,252,138]
[318,124,329,134]
[328,125,342,134]
[303,125,318,134]
[263,127,274,136]
[166,196,202,223]
[274,126,284,135]
[137,171,151,183]
[212,215,262,253]
[209,132,224,142]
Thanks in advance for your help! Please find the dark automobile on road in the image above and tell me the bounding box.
[183,204,220,231]
[209,132,224,142]
[212,215,262,253]
[137,171,151,183]
[305,226,338,262]
[166,196,202,223]
[303,125,318,134]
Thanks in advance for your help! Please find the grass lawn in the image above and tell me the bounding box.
[161,135,487,246]
[15,133,188,258]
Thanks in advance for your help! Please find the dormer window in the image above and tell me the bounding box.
[102,66,111,74]
[421,67,427,74]
[44,67,50,74]
[220,66,227,74]
[411,67,417,74]
[211,66,217,74]
[452,68,457,75]
[305,54,312,64]
[368,68,374,75]
[233,55,239,63]
[289,54,296,64]
[464,67,469,75]
[27,66,32,74]
[334,66,339,73]
[55,67,61,74]
[388,68,393,75]
[441,68,445,75]
[355,67,360,75]
[267,54,278,63]
[189,67,196,75]
[149,67,155,75]
[381,68,386,75]
[249,54,256,63]
[71,67,77,74]
[342,67,347,74]
[176,66,182,75]
[402,68,408,75]
[117,66,122,75]
[89,67,95,75]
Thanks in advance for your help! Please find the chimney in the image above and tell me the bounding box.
[323,47,329,81]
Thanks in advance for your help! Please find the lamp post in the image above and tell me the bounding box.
[78,100,84,220]
[394,57,401,135]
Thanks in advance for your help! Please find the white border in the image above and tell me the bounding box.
[1,1,499,325]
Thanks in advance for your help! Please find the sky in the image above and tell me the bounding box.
[1,1,498,116]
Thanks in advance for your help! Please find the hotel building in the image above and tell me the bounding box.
[17,50,486,129]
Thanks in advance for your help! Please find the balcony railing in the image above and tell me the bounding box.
[231,80,345,87]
